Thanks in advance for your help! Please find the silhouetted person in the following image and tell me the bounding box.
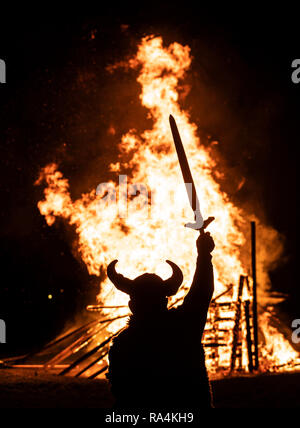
[106,231,215,409]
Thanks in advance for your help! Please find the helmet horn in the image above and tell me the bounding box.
[107,260,133,295]
[164,260,183,296]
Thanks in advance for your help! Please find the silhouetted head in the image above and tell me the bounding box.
[107,260,183,316]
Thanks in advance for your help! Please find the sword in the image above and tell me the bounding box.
[169,114,214,233]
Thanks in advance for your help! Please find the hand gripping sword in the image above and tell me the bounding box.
[169,114,214,234]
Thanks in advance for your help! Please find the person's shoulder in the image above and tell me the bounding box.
[111,326,129,345]
[118,325,130,337]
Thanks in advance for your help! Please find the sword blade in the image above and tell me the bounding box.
[169,114,204,229]
[169,115,198,212]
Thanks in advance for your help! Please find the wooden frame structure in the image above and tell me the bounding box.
[2,222,259,377]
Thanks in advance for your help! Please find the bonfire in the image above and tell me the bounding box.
[33,35,300,377]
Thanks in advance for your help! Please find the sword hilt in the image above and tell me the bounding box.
[185,216,214,234]
[185,215,214,232]
[199,216,215,235]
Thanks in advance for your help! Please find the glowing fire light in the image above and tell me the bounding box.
[35,35,299,372]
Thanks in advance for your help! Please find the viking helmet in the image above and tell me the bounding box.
[107,260,183,298]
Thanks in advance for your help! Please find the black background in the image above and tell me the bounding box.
[0,8,299,356]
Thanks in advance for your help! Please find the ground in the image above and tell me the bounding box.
[0,369,299,408]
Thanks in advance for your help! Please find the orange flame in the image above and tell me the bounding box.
[35,35,298,372]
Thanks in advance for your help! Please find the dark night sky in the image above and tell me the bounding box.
[0,9,299,355]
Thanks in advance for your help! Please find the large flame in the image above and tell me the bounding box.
[35,35,299,372]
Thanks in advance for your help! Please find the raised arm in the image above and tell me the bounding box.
[181,232,215,319]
